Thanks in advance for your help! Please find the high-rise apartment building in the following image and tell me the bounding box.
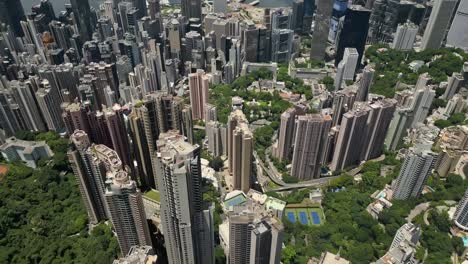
[454,190,468,230]
[335,5,371,67]
[331,106,370,171]
[385,108,414,151]
[227,110,252,193]
[274,108,301,161]
[310,0,334,60]
[385,76,435,151]
[331,88,356,127]
[446,0,468,51]
[442,73,464,100]
[420,0,458,50]
[207,121,226,157]
[105,164,152,255]
[153,132,214,264]
[356,65,375,102]
[392,147,437,200]
[104,105,133,168]
[391,22,418,51]
[36,80,64,132]
[410,85,435,128]
[8,80,46,132]
[227,203,284,264]
[68,130,109,224]
[129,99,159,190]
[189,70,209,120]
[291,114,332,180]
[360,99,396,161]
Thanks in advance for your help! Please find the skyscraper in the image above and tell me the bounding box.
[104,105,133,168]
[391,22,418,51]
[274,108,301,161]
[227,203,284,264]
[331,106,370,172]
[341,48,359,81]
[68,130,109,224]
[410,85,435,128]
[35,80,64,132]
[207,121,226,157]
[335,5,371,67]
[105,164,152,255]
[385,108,414,151]
[188,70,209,120]
[420,0,458,50]
[356,65,375,102]
[271,29,294,63]
[9,80,46,132]
[0,0,25,36]
[360,99,396,161]
[310,0,334,60]
[227,110,253,193]
[291,114,332,180]
[129,99,159,190]
[182,0,202,20]
[454,190,468,230]
[442,73,464,100]
[446,0,468,51]
[392,147,437,200]
[292,0,304,33]
[153,132,214,264]
[70,0,94,41]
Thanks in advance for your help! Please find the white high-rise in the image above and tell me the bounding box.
[420,0,458,50]
[392,147,438,200]
[392,22,418,51]
[446,0,468,51]
[342,48,359,81]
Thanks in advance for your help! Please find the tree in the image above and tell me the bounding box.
[281,246,297,264]
[215,246,226,264]
[321,76,335,92]
[209,157,224,171]
[452,236,464,256]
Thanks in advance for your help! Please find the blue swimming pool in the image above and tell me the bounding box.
[462,236,468,247]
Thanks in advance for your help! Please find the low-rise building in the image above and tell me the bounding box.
[113,245,157,264]
[0,137,54,168]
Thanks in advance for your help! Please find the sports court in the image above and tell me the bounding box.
[284,206,325,226]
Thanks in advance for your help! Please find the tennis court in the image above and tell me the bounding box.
[299,211,308,225]
[284,206,325,226]
[287,212,296,223]
[311,211,321,224]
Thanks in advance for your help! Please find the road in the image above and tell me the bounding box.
[406,202,430,222]
[269,176,341,191]
[254,151,341,192]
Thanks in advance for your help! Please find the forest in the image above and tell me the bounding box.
[0,132,119,263]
